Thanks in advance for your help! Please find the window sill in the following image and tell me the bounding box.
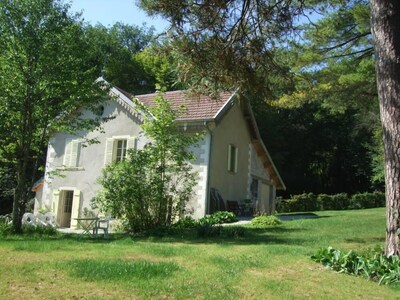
[56,166,85,171]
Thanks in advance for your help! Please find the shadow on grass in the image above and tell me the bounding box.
[1,226,308,248]
[277,212,331,221]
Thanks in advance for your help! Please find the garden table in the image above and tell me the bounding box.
[74,217,99,235]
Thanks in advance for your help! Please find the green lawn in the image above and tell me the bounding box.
[0,208,399,299]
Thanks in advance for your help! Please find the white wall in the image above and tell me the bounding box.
[39,99,144,223]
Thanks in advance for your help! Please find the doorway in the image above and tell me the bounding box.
[58,190,74,228]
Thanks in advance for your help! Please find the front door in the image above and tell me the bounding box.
[58,190,74,228]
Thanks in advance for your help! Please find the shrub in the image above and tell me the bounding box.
[312,246,400,286]
[173,216,197,229]
[330,193,350,210]
[249,215,282,227]
[22,224,58,235]
[276,193,320,212]
[198,211,238,226]
[349,191,385,209]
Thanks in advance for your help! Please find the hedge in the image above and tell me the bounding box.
[277,191,385,213]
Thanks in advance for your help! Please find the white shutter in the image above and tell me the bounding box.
[63,139,72,166]
[127,137,136,154]
[52,189,60,225]
[234,147,238,173]
[70,141,80,167]
[70,190,81,229]
[104,138,114,165]
[227,144,232,171]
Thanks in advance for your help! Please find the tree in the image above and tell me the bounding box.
[140,0,400,254]
[94,93,199,233]
[0,0,108,232]
[85,23,162,94]
[370,0,400,256]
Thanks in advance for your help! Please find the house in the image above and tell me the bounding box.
[34,86,285,229]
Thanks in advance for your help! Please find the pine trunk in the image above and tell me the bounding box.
[370,0,400,256]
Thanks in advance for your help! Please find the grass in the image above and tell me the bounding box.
[0,208,399,299]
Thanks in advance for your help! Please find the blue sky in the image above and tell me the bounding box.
[69,0,168,31]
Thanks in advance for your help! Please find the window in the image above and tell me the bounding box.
[115,139,127,162]
[227,144,238,173]
[63,139,81,167]
[104,136,136,165]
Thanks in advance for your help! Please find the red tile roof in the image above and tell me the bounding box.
[116,87,233,121]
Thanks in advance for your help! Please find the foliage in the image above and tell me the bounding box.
[249,215,282,227]
[349,191,386,209]
[139,0,309,98]
[21,225,58,236]
[85,23,160,94]
[94,92,199,233]
[256,101,377,197]
[198,211,238,226]
[0,0,109,231]
[277,192,385,213]
[173,216,197,229]
[312,246,400,286]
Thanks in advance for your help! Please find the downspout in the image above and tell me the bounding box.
[204,121,213,216]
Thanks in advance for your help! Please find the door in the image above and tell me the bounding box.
[260,183,271,214]
[58,190,74,228]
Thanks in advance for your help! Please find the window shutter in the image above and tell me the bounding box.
[70,141,80,167]
[52,189,60,225]
[63,139,72,166]
[70,190,81,229]
[234,147,238,173]
[104,138,114,165]
[227,145,232,171]
[127,137,136,151]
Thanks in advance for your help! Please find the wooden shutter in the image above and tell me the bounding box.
[126,137,136,150]
[70,141,80,167]
[52,189,60,225]
[63,139,72,166]
[104,138,114,165]
[234,146,238,173]
[227,145,232,171]
[70,190,81,229]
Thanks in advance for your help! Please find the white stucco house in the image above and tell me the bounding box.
[34,86,285,229]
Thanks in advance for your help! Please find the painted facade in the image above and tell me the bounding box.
[34,87,285,228]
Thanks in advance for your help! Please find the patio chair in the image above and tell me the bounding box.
[93,216,111,239]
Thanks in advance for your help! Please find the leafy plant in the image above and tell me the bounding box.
[173,216,197,229]
[312,246,400,286]
[94,92,199,233]
[249,215,282,227]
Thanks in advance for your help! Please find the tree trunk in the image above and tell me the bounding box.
[370,0,400,256]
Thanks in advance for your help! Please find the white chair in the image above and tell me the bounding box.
[44,212,56,227]
[22,213,36,226]
[93,216,111,239]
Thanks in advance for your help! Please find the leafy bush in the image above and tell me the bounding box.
[277,193,320,212]
[93,93,199,233]
[278,192,383,213]
[198,211,238,226]
[312,246,400,286]
[349,191,385,209]
[22,225,58,235]
[173,216,197,229]
[249,215,282,227]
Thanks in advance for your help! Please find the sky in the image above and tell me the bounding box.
[69,0,168,31]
